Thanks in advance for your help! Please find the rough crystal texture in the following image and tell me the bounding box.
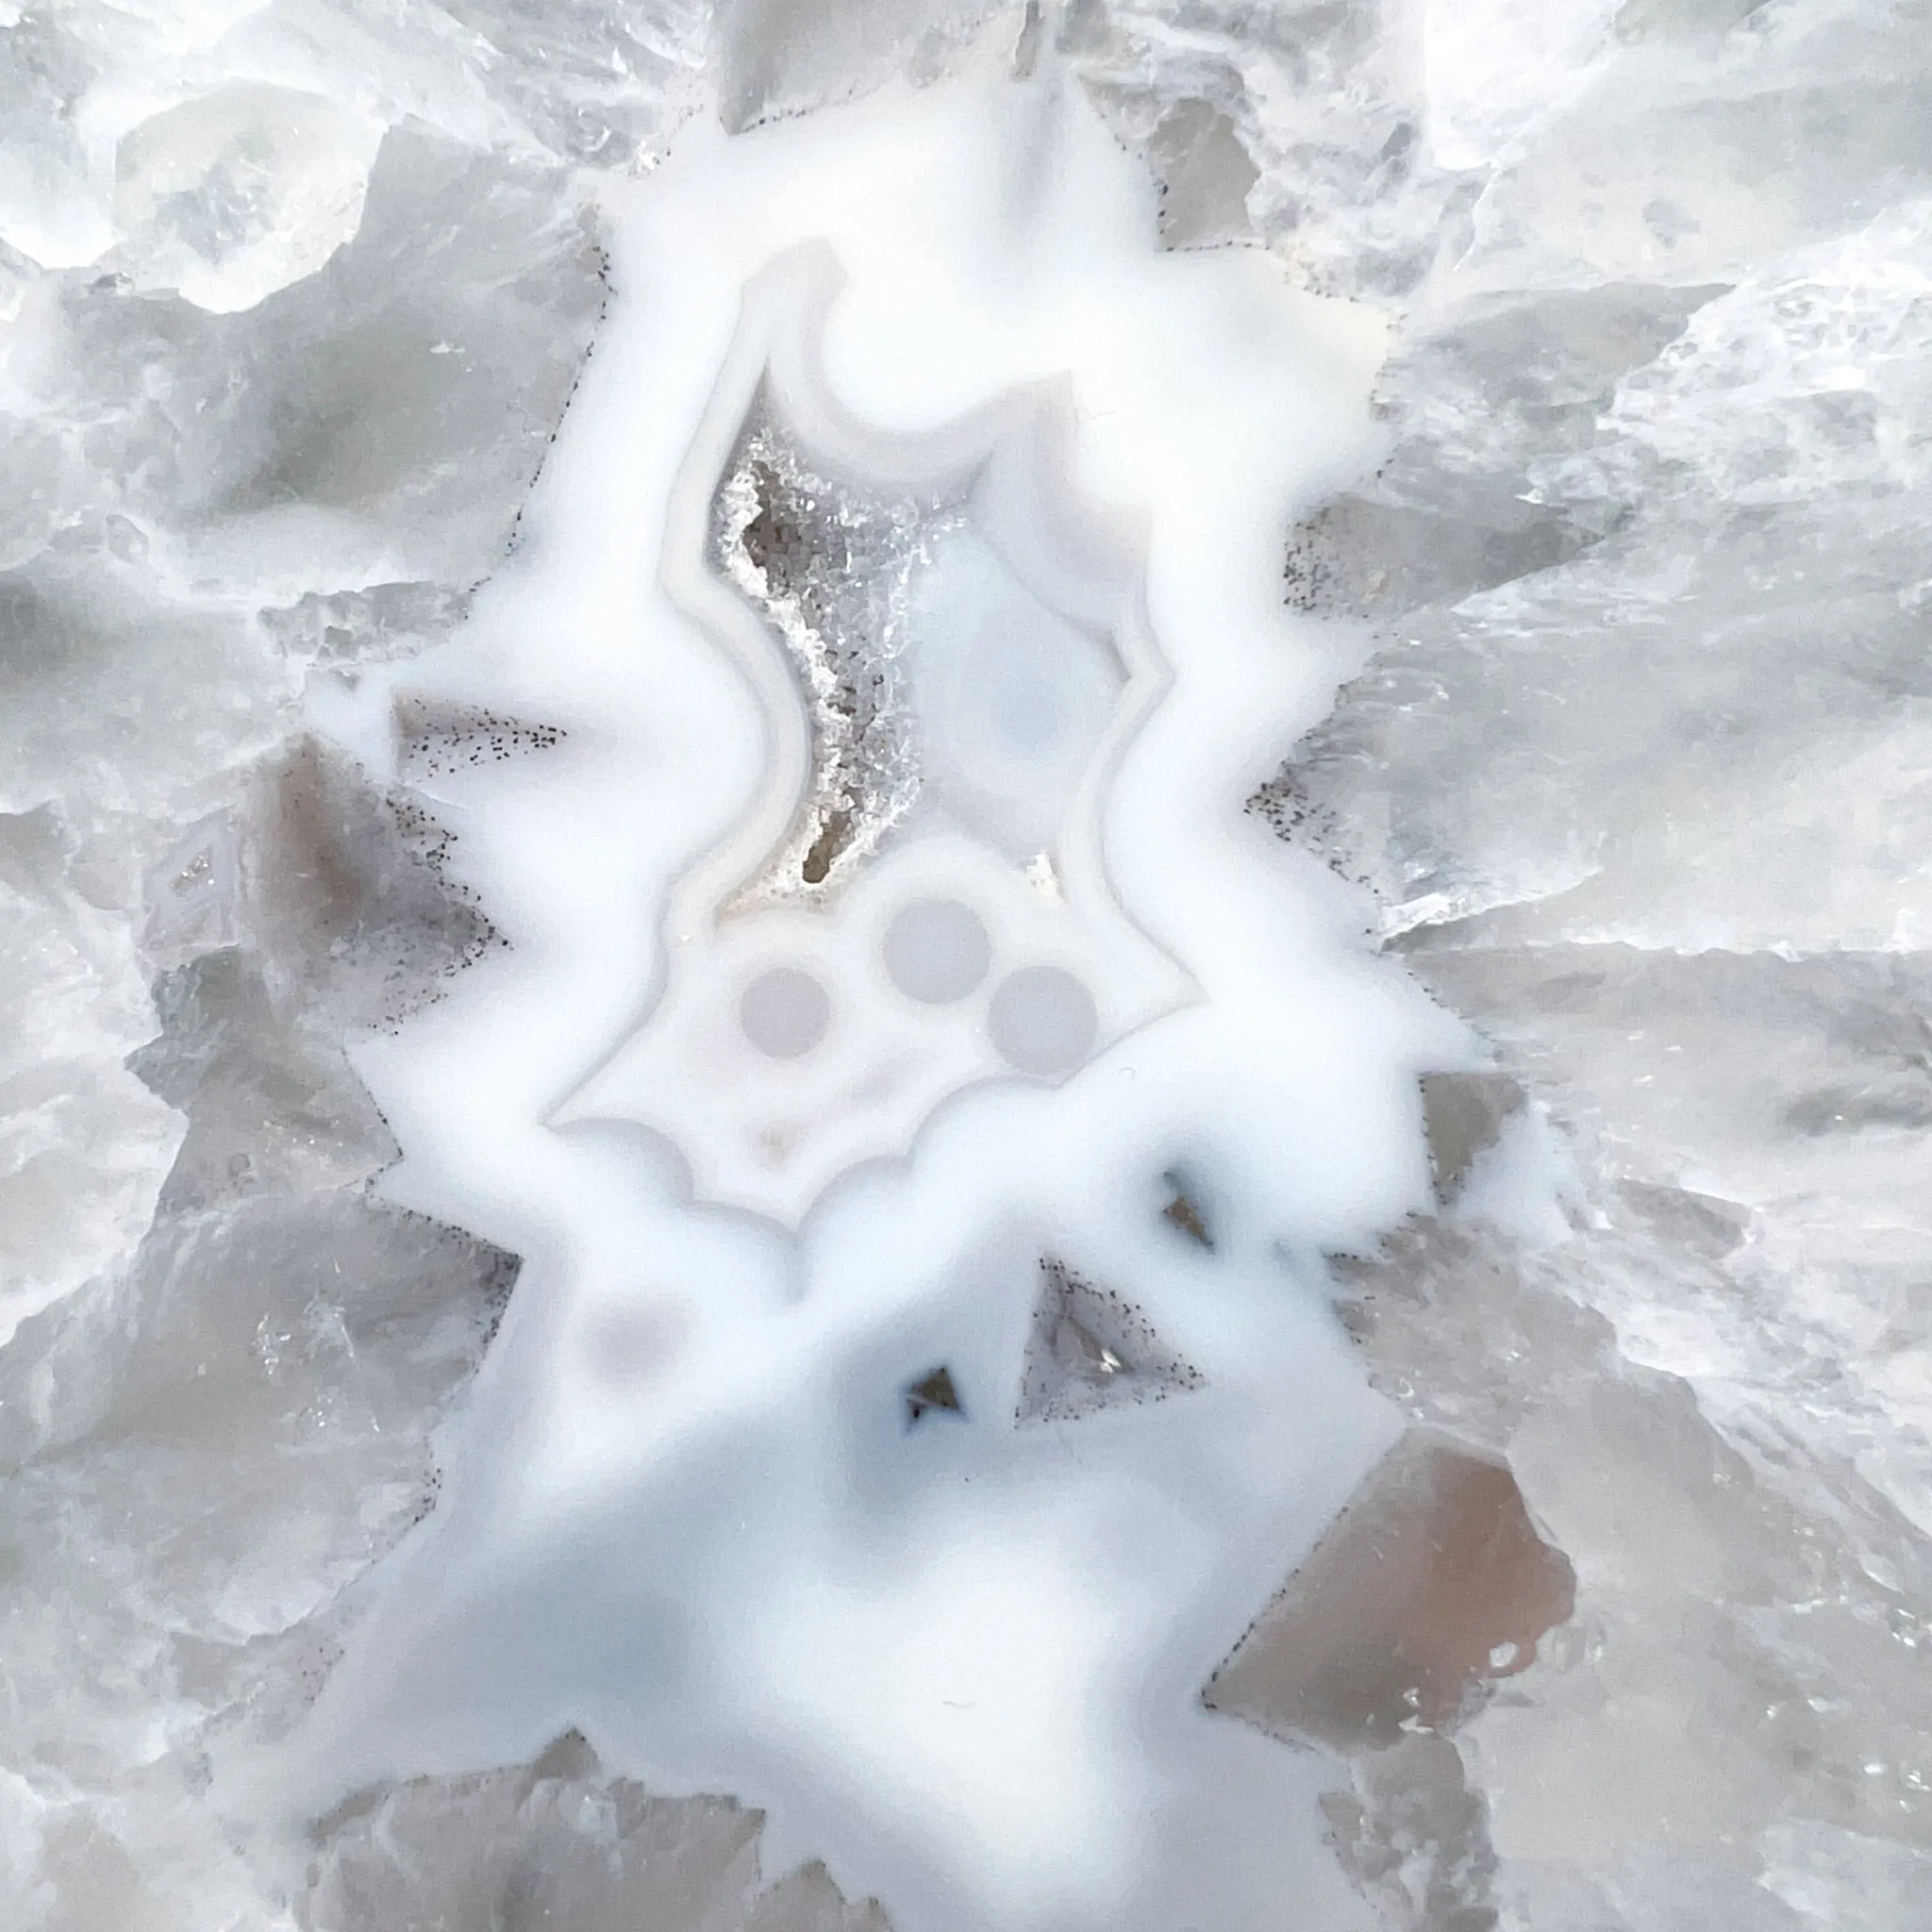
[0,25,602,1918]
[1227,4,1932,1922]
[302,1733,887,1932]
[5,0,1931,1926]
[712,412,936,894]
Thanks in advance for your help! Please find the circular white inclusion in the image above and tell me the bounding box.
[988,967,1098,1079]
[740,966,831,1058]
[883,899,992,1004]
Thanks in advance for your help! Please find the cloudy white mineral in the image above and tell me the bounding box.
[3,2,1931,1931]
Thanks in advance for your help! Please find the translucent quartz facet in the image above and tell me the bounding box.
[254,51,1468,1932]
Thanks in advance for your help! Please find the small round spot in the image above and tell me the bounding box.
[988,966,1097,1079]
[883,899,991,1004]
[987,671,1068,758]
[740,966,830,1058]
[581,1301,685,1391]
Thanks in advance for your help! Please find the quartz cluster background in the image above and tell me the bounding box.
[1,1,1928,1929]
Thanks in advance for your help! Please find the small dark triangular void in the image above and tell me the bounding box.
[1017,1259,1204,1425]
[1160,1169,1214,1249]
[904,1364,964,1426]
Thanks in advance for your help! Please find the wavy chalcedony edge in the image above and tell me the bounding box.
[554,239,1198,1224]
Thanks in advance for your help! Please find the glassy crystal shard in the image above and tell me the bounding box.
[1203,1431,1575,1753]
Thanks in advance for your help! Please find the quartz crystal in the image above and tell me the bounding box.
[4,3,1930,1930]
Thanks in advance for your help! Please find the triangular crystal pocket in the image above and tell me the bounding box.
[1016,1259,1203,1425]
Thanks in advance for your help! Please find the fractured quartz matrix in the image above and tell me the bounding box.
[6,5,1932,1932]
